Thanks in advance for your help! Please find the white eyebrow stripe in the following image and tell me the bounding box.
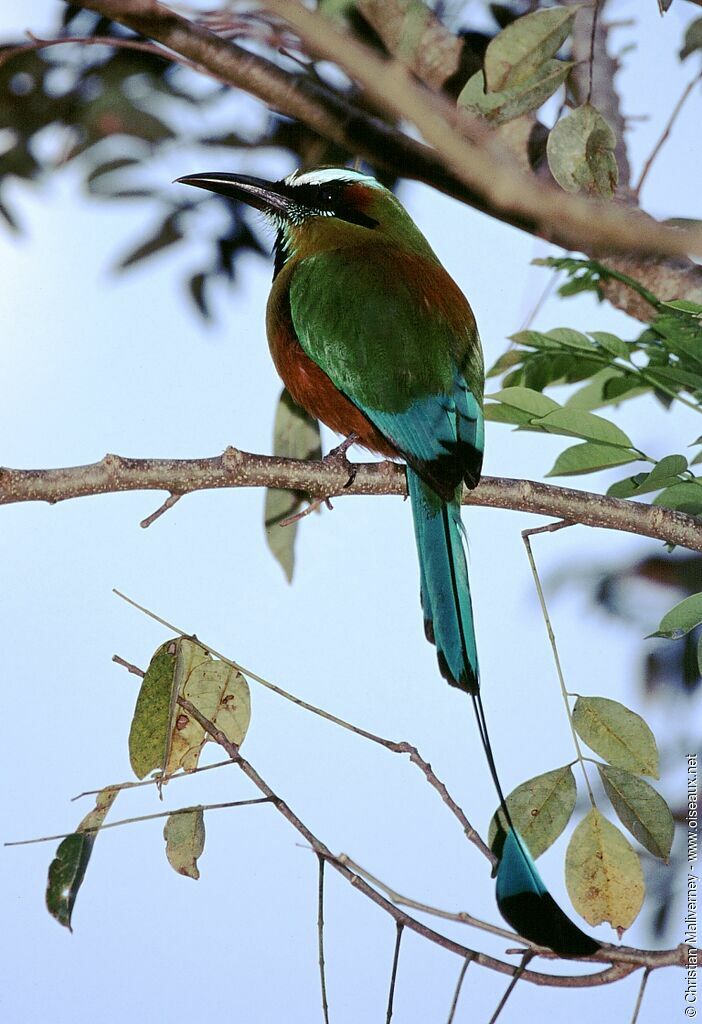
[284,167,383,188]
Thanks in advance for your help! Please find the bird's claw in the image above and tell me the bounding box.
[323,432,359,489]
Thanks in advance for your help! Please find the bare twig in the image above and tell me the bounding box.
[586,1,601,105]
[140,492,182,528]
[635,71,702,198]
[0,31,209,77]
[4,797,269,847]
[521,523,598,808]
[335,852,526,944]
[2,451,702,554]
[318,855,330,1024]
[386,922,404,1023]
[72,754,237,800]
[446,956,472,1024]
[630,967,651,1024]
[488,951,534,1024]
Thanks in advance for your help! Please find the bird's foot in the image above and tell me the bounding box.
[323,432,359,489]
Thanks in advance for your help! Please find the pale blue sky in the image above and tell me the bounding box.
[1,3,700,1022]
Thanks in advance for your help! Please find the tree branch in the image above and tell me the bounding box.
[175,693,692,987]
[62,0,702,323]
[2,449,700,553]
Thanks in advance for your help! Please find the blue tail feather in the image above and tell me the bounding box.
[407,466,600,956]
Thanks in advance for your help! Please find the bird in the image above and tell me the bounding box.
[177,166,600,957]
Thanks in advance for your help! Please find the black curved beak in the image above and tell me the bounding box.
[175,172,293,218]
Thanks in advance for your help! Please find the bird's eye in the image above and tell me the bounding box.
[320,186,335,204]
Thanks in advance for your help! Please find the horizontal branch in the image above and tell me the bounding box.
[2,449,700,553]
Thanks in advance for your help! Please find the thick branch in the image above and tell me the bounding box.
[2,450,700,553]
[67,0,702,302]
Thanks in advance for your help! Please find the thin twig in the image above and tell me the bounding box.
[318,855,331,1024]
[335,853,526,945]
[72,755,237,800]
[635,71,702,198]
[140,492,182,528]
[386,922,404,1024]
[586,1,601,105]
[630,967,651,1024]
[488,950,534,1024]
[0,32,206,77]
[280,496,331,528]
[4,798,270,847]
[446,956,472,1024]
[522,524,598,808]
[112,590,496,865]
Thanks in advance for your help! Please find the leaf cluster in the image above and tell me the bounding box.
[489,696,674,935]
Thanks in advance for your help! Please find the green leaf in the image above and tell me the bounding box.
[565,369,645,413]
[647,454,689,481]
[485,386,560,416]
[544,327,597,351]
[572,696,660,778]
[661,299,702,317]
[46,787,119,930]
[547,102,619,198]
[652,481,702,515]
[128,645,179,780]
[597,765,674,861]
[484,5,580,92]
[606,455,688,498]
[648,592,702,640]
[681,17,702,60]
[644,365,702,392]
[652,312,702,370]
[264,388,322,582]
[509,329,561,350]
[698,633,702,676]
[488,765,577,859]
[535,408,633,447]
[486,348,525,378]
[546,442,639,477]
[565,808,644,933]
[458,60,573,126]
[483,403,533,425]
[589,331,630,360]
[163,807,206,880]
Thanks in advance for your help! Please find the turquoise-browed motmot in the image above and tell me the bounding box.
[177,167,599,957]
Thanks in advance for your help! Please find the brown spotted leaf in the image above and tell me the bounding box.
[547,103,619,198]
[565,808,644,933]
[484,5,580,92]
